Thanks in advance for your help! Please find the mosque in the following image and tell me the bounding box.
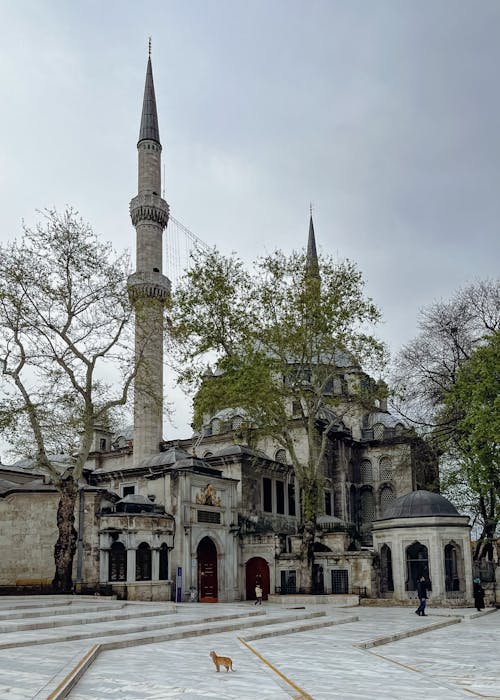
[0,54,474,606]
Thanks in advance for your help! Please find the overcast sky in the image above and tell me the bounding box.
[0,1,499,443]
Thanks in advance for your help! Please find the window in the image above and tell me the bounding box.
[292,400,302,417]
[121,484,136,497]
[263,478,272,512]
[280,570,296,594]
[373,423,384,440]
[275,449,287,464]
[332,569,349,594]
[109,541,126,582]
[394,423,405,436]
[444,543,460,592]
[197,510,221,524]
[211,418,221,435]
[231,416,243,430]
[380,486,395,514]
[159,543,169,580]
[360,460,373,483]
[99,438,107,451]
[324,491,332,516]
[405,542,429,591]
[136,542,152,581]
[379,456,393,481]
[288,481,296,516]
[203,451,213,458]
[380,544,394,593]
[276,481,285,514]
[361,489,375,523]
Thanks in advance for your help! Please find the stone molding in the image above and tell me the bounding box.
[127,271,171,303]
[130,193,169,228]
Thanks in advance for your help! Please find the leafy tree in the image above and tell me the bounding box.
[0,209,139,592]
[392,280,500,556]
[171,245,385,592]
[440,333,500,558]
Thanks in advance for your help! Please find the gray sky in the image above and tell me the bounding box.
[0,0,499,442]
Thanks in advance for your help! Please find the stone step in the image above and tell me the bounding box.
[0,595,116,610]
[240,612,360,641]
[0,601,126,621]
[0,604,175,632]
[96,609,327,651]
[0,608,269,649]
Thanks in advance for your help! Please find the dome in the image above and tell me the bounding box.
[380,490,460,519]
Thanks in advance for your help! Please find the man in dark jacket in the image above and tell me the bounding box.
[415,576,428,616]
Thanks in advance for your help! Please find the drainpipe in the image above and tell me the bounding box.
[76,488,85,592]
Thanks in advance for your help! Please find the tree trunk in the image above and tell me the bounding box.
[52,478,78,593]
[298,518,316,593]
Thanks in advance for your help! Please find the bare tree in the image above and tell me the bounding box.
[0,209,143,591]
[391,280,500,557]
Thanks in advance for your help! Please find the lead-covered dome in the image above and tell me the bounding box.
[380,490,459,519]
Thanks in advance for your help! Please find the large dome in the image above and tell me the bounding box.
[380,490,460,519]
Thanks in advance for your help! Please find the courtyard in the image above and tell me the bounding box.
[0,596,497,699]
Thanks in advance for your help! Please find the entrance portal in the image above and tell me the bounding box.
[245,557,270,600]
[197,537,218,603]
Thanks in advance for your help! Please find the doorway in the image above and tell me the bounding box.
[197,537,218,603]
[245,557,270,600]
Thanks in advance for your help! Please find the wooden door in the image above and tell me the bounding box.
[197,537,218,603]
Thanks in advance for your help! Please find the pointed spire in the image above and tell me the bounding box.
[138,51,160,145]
[306,207,320,279]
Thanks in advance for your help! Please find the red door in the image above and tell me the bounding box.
[245,557,270,600]
[197,537,218,603]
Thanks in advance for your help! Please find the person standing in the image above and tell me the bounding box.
[254,583,263,605]
[415,575,428,616]
[473,578,485,611]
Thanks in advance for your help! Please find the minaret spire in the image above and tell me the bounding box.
[306,207,320,280]
[128,52,170,463]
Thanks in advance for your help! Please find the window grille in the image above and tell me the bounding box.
[373,423,384,440]
[379,456,393,481]
[232,416,243,430]
[380,487,395,512]
[360,460,373,483]
[211,418,221,435]
[331,569,349,594]
[361,490,375,522]
[197,510,221,524]
[275,449,287,464]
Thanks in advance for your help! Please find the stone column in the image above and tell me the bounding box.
[99,548,109,584]
[127,548,137,583]
[152,547,160,581]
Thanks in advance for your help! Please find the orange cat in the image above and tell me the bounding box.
[210,650,234,672]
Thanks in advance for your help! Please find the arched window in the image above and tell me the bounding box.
[159,543,169,581]
[361,489,375,523]
[380,486,395,515]
[109,541,126,582]
[360,460,373,483]
[444,543,460,592]
[394,423,405,436]
[380,544,394,593]
[231,415,244,430]
[211,418,221,435]
[136,542,152,581]
[203,451,213,458]
[405,542,429,591]
[373,423,384,440]
[379,456,393,481]
[349,485,357,524]
[275,449,287,464]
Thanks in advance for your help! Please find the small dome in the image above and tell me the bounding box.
[380,490,459,519]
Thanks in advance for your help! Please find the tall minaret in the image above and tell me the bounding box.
[128,47,170,463]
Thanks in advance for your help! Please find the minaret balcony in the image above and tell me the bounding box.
[130,193,169,229]
[128,271,171,303]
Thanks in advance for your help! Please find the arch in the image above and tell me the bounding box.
[159,543,169,581]
[231,415,244,430]
[405,541,429,591]
[109,541,126,582]
[361,488,375,523]
[373,423,384,440]
[379,485,395,515]
[360,460,373,483]
[380,543,394,593]
[394,423,405,436]
[136,542,152,581]
[203,451,213,458]
[379,456,393,481]
[245,557,270,601]
[197,536,218,603]
[275,448,287,464]
[444,541,464,592]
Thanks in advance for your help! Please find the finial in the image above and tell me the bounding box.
[309,202,313,217]
[148,36,152,57]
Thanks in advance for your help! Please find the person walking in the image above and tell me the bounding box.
[254,583,263,605]
[415,575,428,616]
[473,578,485,611]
